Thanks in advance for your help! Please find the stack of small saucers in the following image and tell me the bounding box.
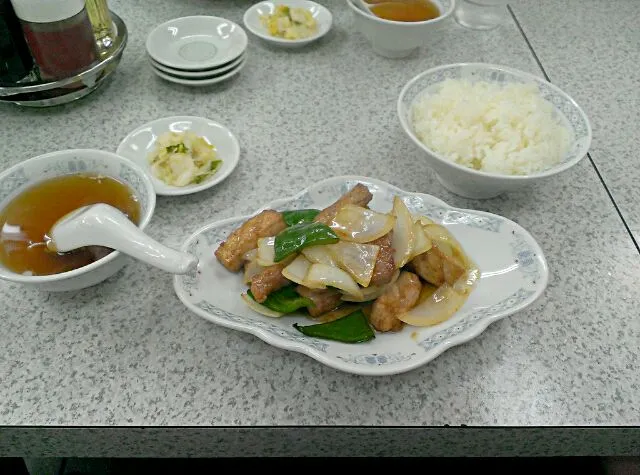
[146,16,248,86]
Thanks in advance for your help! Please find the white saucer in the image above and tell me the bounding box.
[146,16,248,70]
[149,53,245,78]
[151,57,246,86]
[116,116,240,196]
[243,0,332,47]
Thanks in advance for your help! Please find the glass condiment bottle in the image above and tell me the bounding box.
[9,0,97,80]
[85,0,115,55]
[0,0,33,82]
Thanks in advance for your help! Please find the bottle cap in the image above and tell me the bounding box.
[10,0,85,23]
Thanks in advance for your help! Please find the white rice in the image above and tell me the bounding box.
[410,79,572,175]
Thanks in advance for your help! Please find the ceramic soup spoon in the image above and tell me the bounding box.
[46,203,197,274]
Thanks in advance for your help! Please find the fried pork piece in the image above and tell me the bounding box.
[407,248,443,286]
[313,183,373,225]
[369,231,395,286]
[215,210,286,272]
[250,263,290,303]
[408,247,465,286]
[296,286,342,317]
[369,271,421,332]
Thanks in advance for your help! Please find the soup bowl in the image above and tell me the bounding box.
[0,149,156,291]
[346,0,455,58]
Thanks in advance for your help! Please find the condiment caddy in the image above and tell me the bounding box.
[10,0,98,80]
[0,0,126,107]
[0,0,33,82]
[0,10,127,107]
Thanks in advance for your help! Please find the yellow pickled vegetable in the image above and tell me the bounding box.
[147,131,221,187]
[260,5,318,40]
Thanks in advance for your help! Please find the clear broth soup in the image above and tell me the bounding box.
[0,173,140,276]
[366,0,441,22]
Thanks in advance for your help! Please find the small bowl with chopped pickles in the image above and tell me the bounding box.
[243,0,333,47]
[116,116,240,196]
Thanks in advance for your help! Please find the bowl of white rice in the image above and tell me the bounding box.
[397,63,592,199]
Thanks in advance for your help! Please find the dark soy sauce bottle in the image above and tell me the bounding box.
[0,0,33,82]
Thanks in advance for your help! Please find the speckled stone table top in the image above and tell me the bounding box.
[0,0,639,458]
[510,0,640,239]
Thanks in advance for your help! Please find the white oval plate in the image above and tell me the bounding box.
[174,176,549,376]
[146,16,248,70]
[149,53,245,78]
[243,0,332,47]
[116,116,240,196]
[150,58,246,86]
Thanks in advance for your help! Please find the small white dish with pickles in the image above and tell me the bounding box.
[116,116,240,196]
[243,0,333,47]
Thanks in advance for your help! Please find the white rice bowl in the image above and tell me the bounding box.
[410,79,573,176]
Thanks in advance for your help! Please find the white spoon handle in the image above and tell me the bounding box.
[48,204,198,275]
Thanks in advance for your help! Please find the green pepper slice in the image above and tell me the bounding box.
[247,285,313,314]
[166,143,187,154]
[282,209,321,227]
[293,310,375,343]
[274,222,338,262]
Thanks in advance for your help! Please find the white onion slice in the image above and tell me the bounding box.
[281,255,324,289]
[301,245,337,266]
[391,196,415,268]
[398,268,479,327]
[452,267,480,295]
[305,263,363,299]
[341,269,400,302]
[315,304,363,323]
[330,204,395,244]
[256,236,276,266]
[416,282,439,304]
[243,248,258,262]
[327,241,380,287]
[242,248,263,284]
[243,259,264,284]
[423,223,469,269]
[397,283,466,327]
[415,215,436,226]
[241,293,284,318]
[423,224,455,245]
[408,222,432,261]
